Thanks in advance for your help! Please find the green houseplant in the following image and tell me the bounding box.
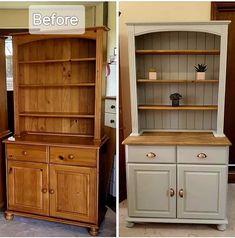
[194,63,207,80]
[170,93,182,107]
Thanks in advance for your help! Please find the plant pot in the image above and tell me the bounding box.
[149,71,157,80]
[196,72,205,80]
[172,99,179,107]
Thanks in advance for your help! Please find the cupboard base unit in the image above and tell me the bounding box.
[3,133,113,236]
[125,217,228,231]
[123,132,231,231]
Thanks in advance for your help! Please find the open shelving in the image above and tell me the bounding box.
[134,30,221,133]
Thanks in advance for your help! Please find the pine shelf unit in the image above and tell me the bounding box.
[4,28,113,236]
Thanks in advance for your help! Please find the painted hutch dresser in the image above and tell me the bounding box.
[3,27,113,236]
[123,22,231,231]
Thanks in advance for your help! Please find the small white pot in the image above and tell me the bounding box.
[149,71,157,80]
[196,72,205,80]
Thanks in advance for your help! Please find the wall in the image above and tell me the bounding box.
[0,2,105,28]
[107,1,116,59]
[120,1,211,138]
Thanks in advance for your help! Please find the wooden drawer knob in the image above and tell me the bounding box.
[146,152,156,159]
[197,153,207,159]
[68,154,74,160]
[58,155,64,160]
[22,151,27,156]
[41,188,47,193]
[49,189,55,194]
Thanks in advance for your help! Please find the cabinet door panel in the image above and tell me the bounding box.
[7,161,49,215]
[177,165,227,219]
[127,164,176,218]
[49,164,97,223]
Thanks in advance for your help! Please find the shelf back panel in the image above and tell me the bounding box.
[19,88,95,115]
[19,61,96,85]
[20,117,94,135]
[18,38,96,61]
[139,110,217,131]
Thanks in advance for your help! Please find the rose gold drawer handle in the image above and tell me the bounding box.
[169,188,175,197]
[68,154,74,160]
[146,152,156,159]
[197,153,207,159]
[179,189,184,198]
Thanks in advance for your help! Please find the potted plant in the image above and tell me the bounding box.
[149,67,157,80]
[194,63,207,80]
[170,93,182,107]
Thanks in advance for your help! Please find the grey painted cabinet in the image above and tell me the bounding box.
[177,165,227,219]
[127,164,176,218]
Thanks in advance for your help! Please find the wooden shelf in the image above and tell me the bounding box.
[19,112,95,118]
[19,83,95,88]
[18,58,96,64]
[136,50,220,55]
[137,79,219,84]
[138,105,218,111]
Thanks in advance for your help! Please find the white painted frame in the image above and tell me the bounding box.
[127,21,230,137]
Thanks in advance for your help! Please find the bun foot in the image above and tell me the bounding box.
[5,212,14,221]
[88,227,99,236]
[126,221,135,228]
[217,224,226,231]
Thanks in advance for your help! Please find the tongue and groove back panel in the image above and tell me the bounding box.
[135,31,220,132]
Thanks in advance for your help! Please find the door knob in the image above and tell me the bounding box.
[68,154,74,160]
[41,188,47,193]
[169,188,175,197]
[49,189,55,194]
[179,189,184,198]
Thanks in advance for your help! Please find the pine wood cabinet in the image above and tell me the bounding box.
[124,22,231,231]
[49,164,97,223]
[4,27,113,236]
[7,160,49,216]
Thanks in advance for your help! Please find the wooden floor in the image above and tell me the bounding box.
[119,184,235,237]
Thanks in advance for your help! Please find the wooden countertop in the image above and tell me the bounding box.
[3,133,108,149]
[123,132,231,146]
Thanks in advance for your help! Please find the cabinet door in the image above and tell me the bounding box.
[49,164,97,223]
[7,160,49,215]
[127,164,176,218]
[177,165,227,219]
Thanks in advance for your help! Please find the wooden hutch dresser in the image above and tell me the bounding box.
[3,27,112,236]
[123,22,231,231]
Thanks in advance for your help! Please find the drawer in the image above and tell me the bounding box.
[105,113,116,128]
[105,99,116,114]
[6,144,47,163]
[177,146,229,164]
[50,147,97,167]
[127,145,176,163]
